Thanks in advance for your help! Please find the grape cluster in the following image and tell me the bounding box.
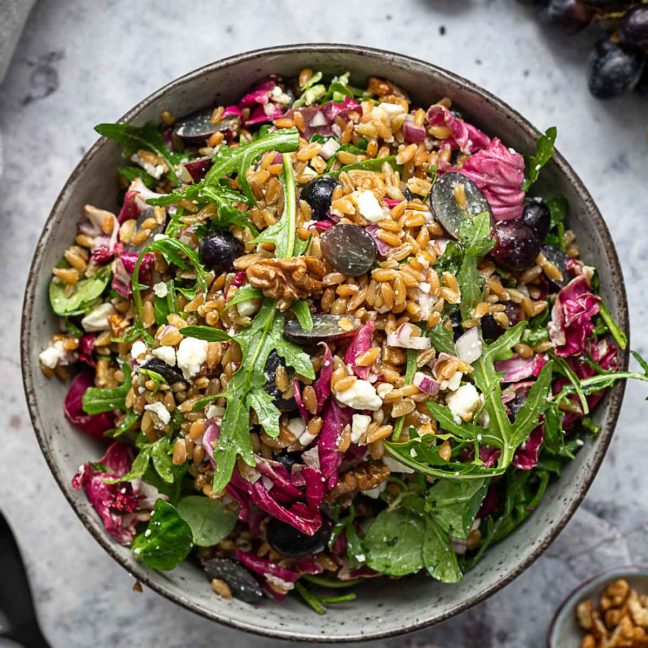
[517,0,648,100]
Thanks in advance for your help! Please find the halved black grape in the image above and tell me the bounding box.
[266,518,332,557]
[321,224,376,277]
[264,351,297,413]
[201,558,264,603]
[173,110,240,146]
[589,37,645,99]
[301,177,338,219]
[491,221,541,272]
[199,231,244,273]
[540,244,570,288]
[481,315,505,341]
[522,199,551,241]
[619,6,648,50]
[430,172,492,239]
[537,0,593,32]
[140,358,187,386]
[284,314,359,345]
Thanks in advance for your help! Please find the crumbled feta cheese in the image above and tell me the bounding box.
[130,152,167,180]
[351,414,372,444]
[335,380,382,411]
[299,431,318,447]
[446,383,482,422]
[131,340,148,362]
[300,166,318,180]
[81,302,116,332]
[362,481,387,499]
[382,456,415,474]
[152,345,176,366]
[378,102,405,117]
[319,138,341,160]
[206,404,225,419]
[287,418,306,438]
[440,371,462,392]
[265,575,295,592]
[144,402,171,425]
[352,190,385,223]
[176,337,208,379]
[39,340,66,369]
[153,282,168,298]
[376,383,394,398]
[237,299,259,317]
[456,329,483,364]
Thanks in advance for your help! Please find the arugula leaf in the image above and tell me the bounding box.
[178,326,232,342]
[204,127,300,203]
[49,265,111,317]
[247,390,281,438]
[132,500,193,570]
[426,322,456,355]
[176,495,237,547]
[253,154,298,258]
[423,518,463,583]
[332,155,399,177]
[598,300,628,351]
[545,195,568,249]
[224,285,262,311]
[82,363,132,414]
[425,479,487,540]
[292,300,314,332]
[103,445,151,484]
[118,164,156,189]
[522,126,557,192]
[109,410,140,438]
[154,279,177,326]
[457,212,494,321]
[150,437,180,483]
[95,122,180,184]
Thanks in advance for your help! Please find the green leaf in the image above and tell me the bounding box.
[178,326,232,342]
[49,265,111,317]
[131,500,193,570]
[150,437,180,483]
[598,300,628,351]
[253,154,298,258]
[109,410,140,438]
[292,300,314,332]
[510,361,554,446]
[224,285,262,311]
[425,479,487,540]
[426,322,456,355]
[545,195,568,249]
[176,495,237,547]
[522,126,557,192]
[118,164,156,189]
[247,390,281,438]
[422,517,463,583]
[82,363,132,415]
[205,127,300,203]
[95,122,180,184]
[332,155,399,177]
[393,349,419,440]
[363,508,426,576]
[103,446,151,484]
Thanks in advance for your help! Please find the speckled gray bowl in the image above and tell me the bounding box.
[548,566,648,647]
[21,44,629,642]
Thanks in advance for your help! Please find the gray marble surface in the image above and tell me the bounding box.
[0,1,647,646]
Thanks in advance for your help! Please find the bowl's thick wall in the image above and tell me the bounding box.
[21,45,628,641]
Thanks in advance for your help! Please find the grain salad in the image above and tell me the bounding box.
[40,69,646,612]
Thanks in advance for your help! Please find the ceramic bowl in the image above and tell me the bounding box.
[548,566,648,647]
[21,44,629,642]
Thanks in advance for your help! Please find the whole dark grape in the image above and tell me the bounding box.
[538,0,593,33]
[491,221,541,272]
[589,38,645,99]
[619,6,648,50]
[300,176,338,219]
[198,231,244,273]
[481,315,505,341]
[266,518,332,557]
[522,199,551,241]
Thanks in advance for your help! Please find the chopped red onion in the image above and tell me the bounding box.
[386,323,431,350]
[413,371,440,395]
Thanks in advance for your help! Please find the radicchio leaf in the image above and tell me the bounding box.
[312,343,333,412]
[512,424,544,470]
[344,321,375,380]
[495,353,548,383]
[112,250,154,299]
[426,105,491,154]
[64,371,115,440]
[317,400,353,489]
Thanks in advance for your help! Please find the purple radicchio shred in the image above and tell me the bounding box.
[548,275,601,358]
[426,105,491,154]
[495,353,548,383]
[317,399,353,489]
[117,189,140,224]
[344,321,375,380]
[64,371,115,440]
[292,380,310,422]
[512,424,544,470]
[234,549,300,600]
[312,343,333,412]
[202,419,220,467]
[454,137,526,221]
[78,334,97,368]
[112,250,154,299]
[184,157,213,182]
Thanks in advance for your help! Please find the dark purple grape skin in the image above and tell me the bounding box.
[589,38,645,99]
[481,315,505,341]
[266,518,332,556]
[321,224,377,277]
[522,199,551,241]
[540,244,570,288]
[300,177,338,219]
[491,221,541,272]
[173,110,240,146]
[201,558,263,603]
[619,6,648,50]
[199,231,244,273]
[284,314,359,345]
[537,0,593,33]
[264,351,298,413]
[140,358,187,386]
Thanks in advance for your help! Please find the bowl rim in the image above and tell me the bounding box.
[20,42,629,642]
[546,564,648,647]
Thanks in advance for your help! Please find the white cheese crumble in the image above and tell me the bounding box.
[152,345,176,366]
[130,340,148,362]
[287,417,306,438]
[319,138,341,160]
[130,152,166,180]
[81,302,116,332]
[237,299,259,317]
[335,380,382,411]
[382,456,415,474]
[153,282,168,298]
[351,414,372,444]
[352,190,386,223]
[377,101,405,117]
[206,404,225,419]
[39,340,66,369]
[456,329,483,364]
[176,337,208,380]
[446,383,482,422]
[144,402,171,425]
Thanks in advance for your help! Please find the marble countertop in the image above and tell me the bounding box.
[1,1,647,646]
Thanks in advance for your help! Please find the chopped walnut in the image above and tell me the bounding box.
[326,461,390,503]
[367,76,409,100]
[246,256,325,310]
[577,579,648,647]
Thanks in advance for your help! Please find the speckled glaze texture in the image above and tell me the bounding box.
[19,44,628,642]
